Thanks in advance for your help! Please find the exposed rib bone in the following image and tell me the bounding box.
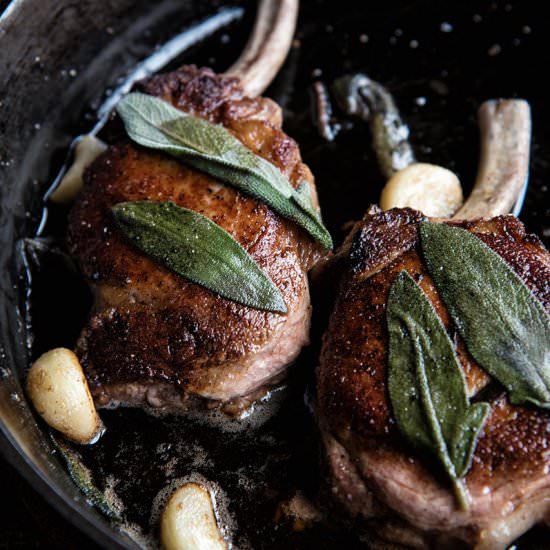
[225,0,299,97]
[454,99,531,220]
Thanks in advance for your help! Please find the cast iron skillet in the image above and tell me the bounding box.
[1,0,549,548]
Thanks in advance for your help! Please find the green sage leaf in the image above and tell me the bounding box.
[387,271,490,508]
[115,93,332,249]
[112,201,287,313]
[420,222,550,408]
[51,434,122,520]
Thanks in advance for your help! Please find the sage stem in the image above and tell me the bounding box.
[452,478,471,512]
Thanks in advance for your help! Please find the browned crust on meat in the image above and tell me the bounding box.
[317,207,550,545]
[134,64,283,127]
[68,65,323,407]
[134,65,243,120]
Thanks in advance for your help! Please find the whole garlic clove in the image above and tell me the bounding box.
[27,348,104,445]
[49,135,107,204]
[161,482,226,550]
[380,162,464,218]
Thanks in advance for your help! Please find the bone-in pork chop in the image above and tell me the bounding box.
[68,65,324,414]
[317,206,550,548]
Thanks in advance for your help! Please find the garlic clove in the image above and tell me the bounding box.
[380,162,464,218]
[26,348,104,445]
[49,135,107,204]
[160,482,226,550]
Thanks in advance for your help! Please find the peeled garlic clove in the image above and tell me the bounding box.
[380,162,464,218]
[161,482,226,550]
[27,348,104,445]
[49,135,107,204]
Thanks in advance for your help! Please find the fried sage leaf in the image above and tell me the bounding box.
[116,93,332,249]
[420,221,550,408]
[112,201,287,313]
[387,271,490,509]
[51,434,122,520]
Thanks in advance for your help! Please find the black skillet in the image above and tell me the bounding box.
[1,0,549,547]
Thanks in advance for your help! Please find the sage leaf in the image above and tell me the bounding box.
[420,222,550,408]
[115,93,332,249]
[293,181,323,223]
[51,434,122,520]
[112,201,287,313]
[387,271,490,509]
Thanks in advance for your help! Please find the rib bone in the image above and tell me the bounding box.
[454,99,531,220]
[225,0,299,97]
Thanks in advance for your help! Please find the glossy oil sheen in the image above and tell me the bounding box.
[1,0,550,548]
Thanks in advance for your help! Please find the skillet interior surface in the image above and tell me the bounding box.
[1,0,550,547]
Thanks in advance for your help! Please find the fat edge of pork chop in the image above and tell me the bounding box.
[316,206,550,548]
[68,65,325,414]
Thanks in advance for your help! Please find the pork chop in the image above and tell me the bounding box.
[68,65,324,415]
[316,206,550,548]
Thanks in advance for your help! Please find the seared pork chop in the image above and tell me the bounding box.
[316,206,550,548]
[68,65,324,414]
